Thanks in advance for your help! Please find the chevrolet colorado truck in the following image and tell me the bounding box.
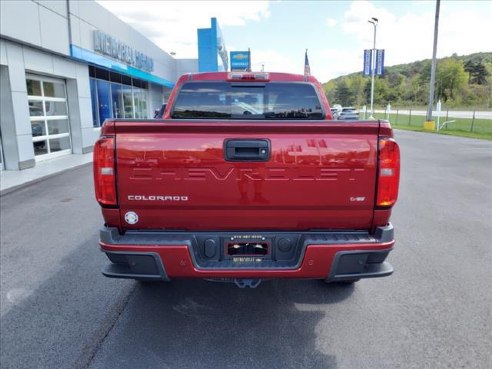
[93,72,400,288]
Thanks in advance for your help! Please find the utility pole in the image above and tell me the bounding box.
[368,17,378,120]
[425,0,441,129]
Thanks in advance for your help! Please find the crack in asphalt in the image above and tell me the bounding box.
[74,283,137,369]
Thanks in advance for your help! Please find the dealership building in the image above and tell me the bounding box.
[0,0,228,171]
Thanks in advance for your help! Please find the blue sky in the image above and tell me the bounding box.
[98,0,492,83]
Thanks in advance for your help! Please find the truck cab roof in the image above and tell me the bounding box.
[179,71,321,83]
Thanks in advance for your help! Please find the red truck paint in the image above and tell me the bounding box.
[100,241,394,279]
[94,72,400,286]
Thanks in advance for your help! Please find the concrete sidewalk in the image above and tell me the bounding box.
[0,153,93,195]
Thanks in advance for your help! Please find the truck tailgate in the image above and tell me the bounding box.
[115,121,379,231]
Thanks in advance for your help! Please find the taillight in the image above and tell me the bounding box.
[377,138,400,207]
[93,136,117,206]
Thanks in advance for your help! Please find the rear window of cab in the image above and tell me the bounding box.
[171,82,324,120]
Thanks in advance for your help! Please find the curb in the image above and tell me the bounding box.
[0,162,92,197]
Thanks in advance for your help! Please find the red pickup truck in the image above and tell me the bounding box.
[94,72,400,288]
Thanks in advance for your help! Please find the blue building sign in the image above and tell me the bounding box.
[197,18,229,72]
[93,31,154,72]
[70,45,173,88]
[230,51,250,71]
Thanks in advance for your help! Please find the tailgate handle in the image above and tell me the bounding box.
[224,139,270,161]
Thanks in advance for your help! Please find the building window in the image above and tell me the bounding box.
[134,88,147,118]
[89,66,149,126]
[96,79,112,125]
[111,82,123,119]
[27,76,72,160]
[89,79,99,126]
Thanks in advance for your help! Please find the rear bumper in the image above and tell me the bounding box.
[99,224,395,281]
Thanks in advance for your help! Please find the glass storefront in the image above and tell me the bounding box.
[133,88,148,118]
[27,75,72,160]
[89,66,149,127]
[111,82,123,118]
[96,79,111,125]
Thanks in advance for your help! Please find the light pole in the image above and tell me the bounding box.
[425,0,440,129]
[368,17,378,120]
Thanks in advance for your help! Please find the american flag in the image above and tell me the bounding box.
[304,49,311,76]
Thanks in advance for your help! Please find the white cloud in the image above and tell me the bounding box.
[314,48,362,83]
[97,0,271,58]
[249,49,298,73]
[437,7,492,57]
[97,0,492,82]
[327,18,337,28]
[318,0,492,82]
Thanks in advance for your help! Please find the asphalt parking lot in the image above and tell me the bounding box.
[1,130,491,369]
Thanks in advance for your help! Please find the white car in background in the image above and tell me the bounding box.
[338,107,360,120]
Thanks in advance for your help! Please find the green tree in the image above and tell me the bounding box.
[410,76,428,104]
[419,60,433,85]
[464,60,474,83]
[347,75,366,106]
[464,59,490,85]
[474,63,489,84]
[381,71,403,104]
[334,80,354,106]
[321,52,492,108]
[374,77,389,106]
[363,80,371,105]
[323,80,337,104]
[436,59,467,102]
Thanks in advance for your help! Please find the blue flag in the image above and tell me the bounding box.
[376,49,385,75]
[363,50,372,76]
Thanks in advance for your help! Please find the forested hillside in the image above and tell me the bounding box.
[323,52,492,108]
